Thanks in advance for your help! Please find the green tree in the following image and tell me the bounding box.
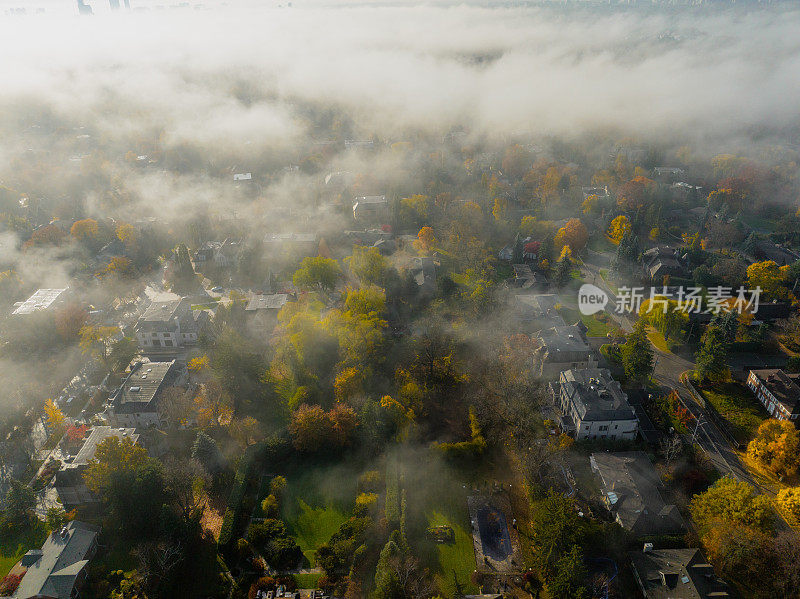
[3,479,35,524]
[293,256,342,291]
[346,246,392,287]
[695,322,731,382]
[621,320,654,382]
[191,431,224,476]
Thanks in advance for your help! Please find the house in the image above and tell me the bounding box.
[747,369,800,421]
[558,369,638,440]
[12,288,69,315]
[134,298,209,354]
[534,322,597,379]
[642,247,689,282]
[192,239,240,269]
[589,452,687,536]
[629,545,730,598]
[410,256,437,295]
[263,233,319,258]
[512,293,565,328]
[105,359,183,428]
[344,139,374,150]
[510,264,543,290]
[752,239,798,266]
[352,195,389,222]
[324,171,354,189]
[245,292,293,334]
[233,172,252,182]
[14,521,99,599]
[653,167,686,180]
[55,426,139,509]
[582,185,610,202]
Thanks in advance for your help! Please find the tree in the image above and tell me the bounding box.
[54,304,88,342]
[191,431,224,477]
[690,476,774,534]
[79,324,121,367]
[289,404,358,453]
[46,506,68,530]
[414,226,436,254]
[2,479,35,524]
[639,297,689,343]
[44,398,66,434]
[776,487,800,523]
[346,246,392,287]
[167,243,197,293]
[747,419,800,478]
[554,218,588,254]
[607,215,631,244]
[109,336,138,373]
[621,320,654,382]
[229,416,263,450]
[293,257,342,291]
[70,218,99,243]
[746,260,786,299]
[193,380,234,428]
[695,322,731,382]
[83,436,150,495]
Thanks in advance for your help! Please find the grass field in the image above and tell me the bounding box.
[278,463,359,567]
[400,452,478,596]
[0,520,49,578]
[699,381,769,443]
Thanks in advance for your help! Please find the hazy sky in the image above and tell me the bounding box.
[0,2,798,149]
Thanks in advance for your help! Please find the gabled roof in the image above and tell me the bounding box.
[750,368,800,413]
[245,293,290,311]
[590,452,686,536]
[629,547,730,598]
[15,521,99,599]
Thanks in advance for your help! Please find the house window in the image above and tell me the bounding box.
[599,425,608,431]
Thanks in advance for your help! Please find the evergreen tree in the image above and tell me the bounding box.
[742,232,758,256]
[512,232,523,264]
[555,256,572,287]
[621,320,654,382]
[695,321,731,382]
[191,431,224,476]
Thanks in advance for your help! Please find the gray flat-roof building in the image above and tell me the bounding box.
[105,359,182,428]
[559,368,638,441]
[535,322,597,378]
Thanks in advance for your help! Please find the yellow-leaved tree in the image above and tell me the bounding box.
[607,215,631,244]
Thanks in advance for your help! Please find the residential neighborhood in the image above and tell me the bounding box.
[0,2,799,599]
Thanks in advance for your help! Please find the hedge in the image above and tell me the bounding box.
[218,441,264,550]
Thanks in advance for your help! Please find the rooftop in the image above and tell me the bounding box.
[110,359,177,413]
[750,369,800,412]
[138,298,186,323]
[590,452,686,536]
[264,232,318,244]
[12,288,68,315]
[629,547,729,599]
[538,323,591,355]
[15,521,99,599]
[561,368,635,422]
[245,293,291,311]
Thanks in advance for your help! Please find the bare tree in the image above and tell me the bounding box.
[389,554,437,599]
[659,436,682,468]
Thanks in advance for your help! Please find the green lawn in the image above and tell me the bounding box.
[556,305,614,337]
[400,454,478,596]
[700,381,769,443]
[425,509,476,595]
[0,521,49,578]
[279,464,358,567]
[293,572,322,588]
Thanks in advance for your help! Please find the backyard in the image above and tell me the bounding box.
[0,521,49,579]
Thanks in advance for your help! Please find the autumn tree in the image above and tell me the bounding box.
[554,218,588,254]
[690,476,774,534]
[44,398,66,435]
[747,419,800,478]
[289,404,358,453]
[293,256,342,292]
[54,304,88,342]
[70,218,100,244]
[746,260,786,299]
[607,215,631,244]
[346,246,393,287]
[79,324,120,368]
[694,320,732,382]
[776,487,800,523]
[414,226,436,254]
[194,380,234,428]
